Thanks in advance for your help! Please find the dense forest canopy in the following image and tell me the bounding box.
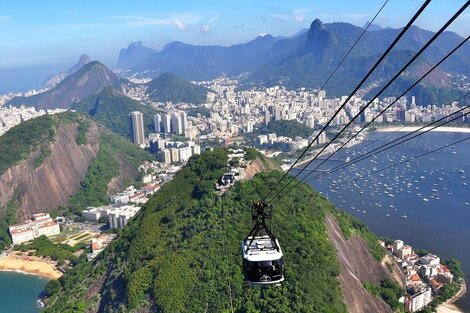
[43,148,393,313]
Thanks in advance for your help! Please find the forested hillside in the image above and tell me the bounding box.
[72,87,157,140]
[0,112,154,249]
[43,148,395,313]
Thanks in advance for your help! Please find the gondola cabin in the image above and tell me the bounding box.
[242,235,284,285]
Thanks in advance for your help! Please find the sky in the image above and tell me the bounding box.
[0,0,469,69]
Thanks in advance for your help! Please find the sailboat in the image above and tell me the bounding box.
[402,211,407,219]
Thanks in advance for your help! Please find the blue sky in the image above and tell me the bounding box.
[1,0,469,69]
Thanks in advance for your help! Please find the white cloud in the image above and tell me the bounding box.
[109,14,200,31]
[265,8,315,24]
[173,20,189,30]
[293,15,305,23]
[208,13,221,24]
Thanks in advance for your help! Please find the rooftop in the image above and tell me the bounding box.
[243,235,283,262]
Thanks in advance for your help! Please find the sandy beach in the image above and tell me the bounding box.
[0,252,62,280]
[436,280,467,313]
[377,126,470,133]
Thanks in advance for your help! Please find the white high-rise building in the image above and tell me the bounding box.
[171,112,183,134]
[129,111,145,145]
[180,111,188,131]
[154,114,162,133]
[162,113,171,134]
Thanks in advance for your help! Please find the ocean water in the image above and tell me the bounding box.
[299,131,470,311]
[0,271,47,313]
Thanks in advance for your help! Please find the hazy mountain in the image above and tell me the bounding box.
[146,72,209,104]
[116,41,157,69]
[121,19,469,104]
[243,19,470,103]
[7,61,120,110]
[132,34,283,80]
[364,22,383,31]
[43,54,92,88]
[72,86,157,139]
[0,112,154,249]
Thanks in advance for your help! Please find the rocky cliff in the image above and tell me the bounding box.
[0,112,154,222]
[0,122,100,220]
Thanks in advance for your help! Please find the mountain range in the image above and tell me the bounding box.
[119,18,469,103]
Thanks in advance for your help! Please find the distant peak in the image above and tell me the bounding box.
[78,54,91,64]
[129,41,144,48]
[309,18,324,31]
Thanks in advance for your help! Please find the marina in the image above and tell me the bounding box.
[300,130,470,311]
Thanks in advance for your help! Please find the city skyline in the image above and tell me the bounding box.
[1,0,469,69]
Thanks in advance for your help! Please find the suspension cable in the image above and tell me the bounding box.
[320,135,470,193]
[285,2,470,188]
[262,0,390,198]
[301,98,469,185]
[272,36,470,203]
[265,0,431,203]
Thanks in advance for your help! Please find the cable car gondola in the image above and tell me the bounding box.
[242,201,284,286]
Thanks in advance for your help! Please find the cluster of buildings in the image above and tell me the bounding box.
[387,239,455,312]
[108,185,151,205]
[82,204,141,229]
[0,105,67,136]
[8,213,61,245]
[149,136,201,164]
[129,110,202,164]
[118,77,467,172]
[153,111,188,135]
[255,133,314,152]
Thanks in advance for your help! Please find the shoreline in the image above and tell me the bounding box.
[291,126,470,171]
[437,279,467,313]
[376,126,470,133]
[0,252,62,280]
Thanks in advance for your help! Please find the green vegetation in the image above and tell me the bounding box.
[76,120,89,145]
[33,144,51,168]
[72,87,157,139]
[244,147,264,161]
[44,148,351,312]
[363,278,404,312]
[68,130,154,213]
[252,119,313,139]
[0,111,97,176]
[0,194,19,250]
[188,106,211,117]
[14,235,83,262]
[0,114,56,175]
[147,72,209,104]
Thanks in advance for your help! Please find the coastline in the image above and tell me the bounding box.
[290,126,470,171]
[376,126,470,133]
[0,252,62,280]
[437,280,467,313]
